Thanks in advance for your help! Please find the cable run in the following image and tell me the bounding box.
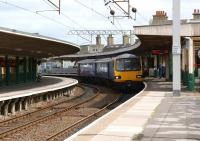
[0,0,92,42]
[137,11,149,23]
[0,1,74,29]
[73,0,120,30]
[42,0,57,10]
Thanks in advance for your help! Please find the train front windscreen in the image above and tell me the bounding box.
[116,58,141,71]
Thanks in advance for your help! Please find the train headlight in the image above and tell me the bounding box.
[115,76,121,79]
[136,75,143,78]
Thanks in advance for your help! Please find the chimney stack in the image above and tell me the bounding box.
[152,10,168,25]
[123,35,129,45]
[96,35,101,45]
[193,9,200,20]
[107,34,114,46]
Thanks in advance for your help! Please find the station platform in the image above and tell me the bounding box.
[0,76,78,101]
[0,76,78,115]
[65,78,200,141]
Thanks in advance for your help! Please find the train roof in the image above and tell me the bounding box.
[77,53,138,64]
[77,59,96,64]
[115,53,138,59]
[95,58,112,63]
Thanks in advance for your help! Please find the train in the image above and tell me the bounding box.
[77,53,143,89]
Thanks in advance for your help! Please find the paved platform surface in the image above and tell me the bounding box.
[0,76,78,101]
[140,86,200,140]
[65,79,200,141]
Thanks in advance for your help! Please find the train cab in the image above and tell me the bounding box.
[113,54,143,86]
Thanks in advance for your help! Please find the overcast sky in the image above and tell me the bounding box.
[0,0,199,45]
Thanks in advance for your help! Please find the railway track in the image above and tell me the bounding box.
[46,96,119,141]
[45,87,143,141]
[0,85,86,127]
[0,84,100,139]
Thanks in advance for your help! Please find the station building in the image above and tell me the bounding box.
[0,27,79,86]
[44,10,200,91]
[134,9,200,91]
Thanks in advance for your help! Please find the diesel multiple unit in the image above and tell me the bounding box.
[77,54,143,88]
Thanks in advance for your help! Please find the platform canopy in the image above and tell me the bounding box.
[133,35,172,54]
[52,42,141,60]
[0,27,80,58]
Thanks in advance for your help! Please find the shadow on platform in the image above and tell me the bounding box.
[144,77,188,92]
[0,77,63,94]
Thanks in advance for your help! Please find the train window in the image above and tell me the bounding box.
[124,59,133,70]
[131,59,141,71]
[116,58,141,71]
[116,59,124,71]
[97,63,108,73]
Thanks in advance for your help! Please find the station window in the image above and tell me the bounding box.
[195,49,200,65]
[0,56,5,85]
[195,49,200,77]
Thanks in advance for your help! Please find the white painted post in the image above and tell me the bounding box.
[181,48,186,71]
[130,30,134,45]
[188,38,194,74]
[172,0,181,96]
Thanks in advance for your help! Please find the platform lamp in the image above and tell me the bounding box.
[110,9,115,24]
[132,7,137,20]
[109,7,137,24]
[105,0,137,24]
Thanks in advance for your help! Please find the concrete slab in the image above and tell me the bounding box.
[64,80,200,141]
[65,82,165,141]
[140,89,200,141]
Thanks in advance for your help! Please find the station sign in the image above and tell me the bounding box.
[172,46,181,55]
[0,59,16,67]
[151,50,160,55]
[151,50,168,55]
[9,60,16,67]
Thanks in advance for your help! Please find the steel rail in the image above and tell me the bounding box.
[46,96,120,141]
[0,85,85,127]
[0,85,99,139]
